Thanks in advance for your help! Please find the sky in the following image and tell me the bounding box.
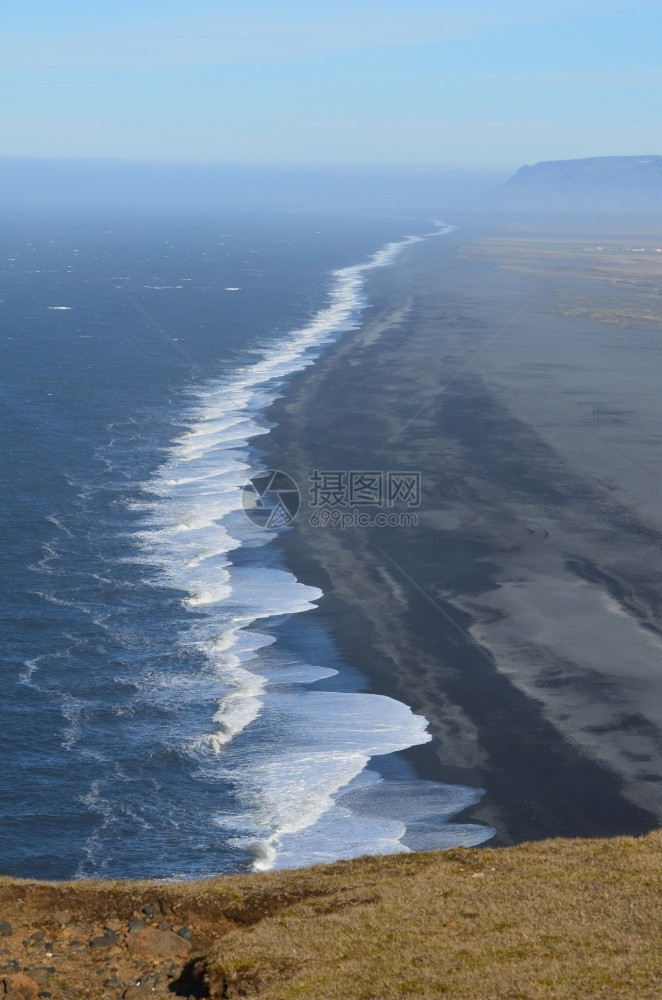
[1,0,661,170]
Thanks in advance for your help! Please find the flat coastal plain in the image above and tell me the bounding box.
[264,214,662,845]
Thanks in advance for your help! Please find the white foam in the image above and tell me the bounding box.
[219,690,492,870]
[231,693,431,865]
[138,223,446,727]
[208,661,266,750]
[47,514,74,537]
[137,221,476,869]
[60,695,85,750]
[19,657,40,686]
[28,542,62,576]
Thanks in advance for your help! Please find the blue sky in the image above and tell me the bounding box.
[1,0,661,169]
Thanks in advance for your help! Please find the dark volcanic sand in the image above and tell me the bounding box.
[260,216,662,846]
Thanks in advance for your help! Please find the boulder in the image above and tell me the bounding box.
[126,926,191,961]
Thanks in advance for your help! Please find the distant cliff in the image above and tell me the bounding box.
[501,155,662,210]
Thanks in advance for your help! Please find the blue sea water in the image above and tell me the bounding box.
[0,209,492,879]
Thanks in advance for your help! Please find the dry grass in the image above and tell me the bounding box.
[208,832,662,999]
[0,833,659,998]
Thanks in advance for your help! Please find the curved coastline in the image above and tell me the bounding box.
[261,215,662,846]
[136,220,494,872]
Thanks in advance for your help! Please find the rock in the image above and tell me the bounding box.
[4,974,39,999]
[162,960,177,979]
[124,972,167,997]
[90,929,119,948]
[105,919,123,933]
[176,927,192,941]
[128,919,145,934]
[0,923,13,938]
[126,926,191,961]
[51,912,71,928]
[157,921,170,932]
[106,977,122,988]
[90,936,113,949]
[142,904,159,918]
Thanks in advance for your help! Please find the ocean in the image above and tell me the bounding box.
[0,209,493,879]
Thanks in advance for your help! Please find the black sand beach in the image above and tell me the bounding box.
[262,215,662,846]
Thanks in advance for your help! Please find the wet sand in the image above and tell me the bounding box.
[261,215,662,845]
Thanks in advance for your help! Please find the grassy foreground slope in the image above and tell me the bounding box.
[0,833,659,999]
[209,834,661,999]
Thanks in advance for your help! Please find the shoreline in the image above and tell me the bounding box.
[261,215,662,845]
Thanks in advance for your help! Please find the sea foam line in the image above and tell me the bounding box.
[136,222,480,869]
[137,221,450,746]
